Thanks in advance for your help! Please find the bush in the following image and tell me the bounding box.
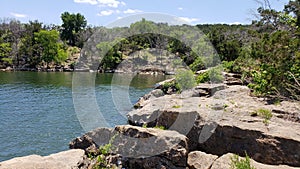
[196,66,224,84]
[161,81,180,94]
[1,58,13,65]
[230,153,256,169]
[196,71,210,83]
[175,69,196,90]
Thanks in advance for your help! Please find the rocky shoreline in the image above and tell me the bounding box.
[1,80,300,169]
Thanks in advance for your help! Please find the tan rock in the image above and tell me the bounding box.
[128,85,300,166]
[70,125,189,169]
[211,153,300,169]
[0,149,85,169]
[187,151,218,169]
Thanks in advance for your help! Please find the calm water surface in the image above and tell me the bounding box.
[0,72,168,161]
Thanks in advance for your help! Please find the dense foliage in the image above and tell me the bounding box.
[0,0,299,99]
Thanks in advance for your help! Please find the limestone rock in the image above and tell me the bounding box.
[0,149,85,169]
[128,85,300,166]
[211,153,300,169]
[133,89,164,109]
[187,151,218,169]
[70,125,189,169]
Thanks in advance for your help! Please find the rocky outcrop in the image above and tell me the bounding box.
[210,153,300,169]
[2,81,299,168]
[127,84,300,167]
[70,125,189,169]
[0,149,85,169]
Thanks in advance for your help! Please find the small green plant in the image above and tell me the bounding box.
[222,61,235,72]
[172,105,181,108]
[197,71,210,83]
[161,81,181,94]
[93,135,118,169]
[99,143,112,156]
[252,108,273,125]
[153,125,166,130]
[196,66,224,84]
[142,124,147,128]
[273,99,281,106]
[229,100,236,105]
[230,153,256,169]
[223,104,229,108]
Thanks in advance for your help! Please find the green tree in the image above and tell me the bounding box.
[34,30,67,66]
[19,20,43,67]
[60,12,87,46]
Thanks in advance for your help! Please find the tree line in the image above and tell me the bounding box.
[0,12,91,69]
[0,0,299,100]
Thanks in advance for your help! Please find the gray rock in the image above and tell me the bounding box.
[70,125,189,169]
[134,89,164,109]
[211,153,300,169]
[187,151,218,169]
[0,149,85,169]
[127,85,300,166]
[195,83,227,96]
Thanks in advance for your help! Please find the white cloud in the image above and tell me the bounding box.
[123,9,143,14]
[97,10,115,16]
[10,12,27,18]
[74,0,98,5]
[98,0,125,8]
[230,22,243,25]
[178,7,183,10]
[117,16,123,19]
[120,1,126,6]
[178,17,199,23]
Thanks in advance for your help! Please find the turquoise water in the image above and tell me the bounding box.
[0,72,167,161]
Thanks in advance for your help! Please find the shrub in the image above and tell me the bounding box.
[230,153,256,169]
[196,66,224,83]
[257,108,272,125]
[175,69,196,90]
[1,58,13,65]
[161,81,180,94]
[197,71,210,83]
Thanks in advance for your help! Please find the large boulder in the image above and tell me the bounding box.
[0,149,85,169]
[70,125,189,169]
[128,85,300,167]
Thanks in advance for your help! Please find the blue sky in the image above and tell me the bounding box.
[0,0,289,26]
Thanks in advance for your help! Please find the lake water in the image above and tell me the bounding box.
[0,72,168,162]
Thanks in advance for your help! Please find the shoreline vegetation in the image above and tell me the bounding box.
[1,1,299,100]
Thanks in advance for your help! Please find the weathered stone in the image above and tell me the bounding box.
[0,149,85,169]
[211,153,300,169]
[187,151,218,169]
[69,127,114,154]
[128,85,300,166]
[70,125,188,169]
[134,89,164,109]
[195,83,227,96]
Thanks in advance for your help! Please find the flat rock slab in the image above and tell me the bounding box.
[0,149,85,169]
[128,85,300,166]
[211,153,300,169]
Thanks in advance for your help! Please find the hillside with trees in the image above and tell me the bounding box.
[0,0,299,100]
